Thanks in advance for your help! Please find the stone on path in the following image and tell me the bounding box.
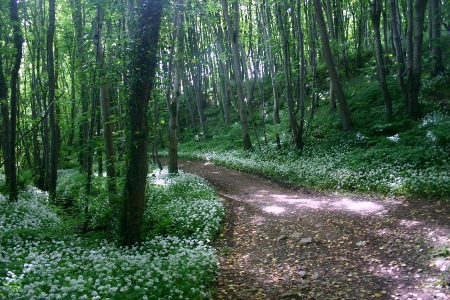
[298,237,313,246]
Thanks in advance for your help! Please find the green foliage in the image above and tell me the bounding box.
[179,103,450,200]
[56,170,111,230]
[144,167,224,242]
[1,167,223,299]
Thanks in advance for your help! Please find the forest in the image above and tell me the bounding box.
[1,0,449,299]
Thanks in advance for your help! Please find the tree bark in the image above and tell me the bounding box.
[8,0,24,201]
[389,0,408,108]
[370,0,393,120]
[0,55,10,186]
[221,0,253,150]
[94,4,117,205]
[276,2,302,150]
[262,0,281,149]
[47,0,58,201]
[167,0,184,174]
[313,0,352,131]
[430,0,443,76]
[120,0,163,247]
[406,0,428,119]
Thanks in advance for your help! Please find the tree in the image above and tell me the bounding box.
[7,0,24,201]
[406,0,428,119]
[275,2,302,150]
[47,0,58,201]
[221,0,253,150]
[370,0,392,120]
[429,0,443,76]
[120,0,163,247]
[260,0,281,148]
[94,3,117,206]
[313,0,352,131]
[169,0,184,174]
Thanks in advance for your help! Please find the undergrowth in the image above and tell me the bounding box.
[178,71,450,200]
[0,167,224,299]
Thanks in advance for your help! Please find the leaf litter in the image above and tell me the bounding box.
[179,160,449,299]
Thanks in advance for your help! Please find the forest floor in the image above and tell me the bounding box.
[178,159,450,300]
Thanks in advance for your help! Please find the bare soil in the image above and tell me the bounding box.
[178,159,449,300]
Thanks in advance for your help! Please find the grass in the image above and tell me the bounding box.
[1,167,224,299]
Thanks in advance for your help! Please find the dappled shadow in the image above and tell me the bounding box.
[179,159,450,299]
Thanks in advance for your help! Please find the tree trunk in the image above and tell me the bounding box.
[326,0,337,111]
[221,0,253,150]
[297,0,306,151]
[262,0,281,149]
[313,0,352,131]
[70,0,89,173]
[215,23,231,125]
[120,0,163,247]
[8,0,23,201]
[430,0,443,76]
[407,0,428,119]
[94,4,117,205]
[0,54,10,184]
[370,0,393,120]
[167,0,184,174]
[276,2,302,150]
[48,0,58,201]
[389,0,408,108]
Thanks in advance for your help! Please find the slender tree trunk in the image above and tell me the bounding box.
[389,0,408,108]
[430,0,443,76]
[371,0,393,120]
[70,0,89,173]
[215,23,231,124]
[167,0,184,174]
[94,4,117,205]
[262,1,281,149]
[221,0,253,150]
[356,1,364,68]
[313,0,352,131]
[276,2,302,150]
[0,54,9,182]
[297,0,306,151]
[120,0,163,247]
[407,0,428,119]
[326,0,337,111]
[48,0,58,201]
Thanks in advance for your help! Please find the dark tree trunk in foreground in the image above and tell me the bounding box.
[370,0,393,120]
[120,0,163,247]
[8,0,24,201]
[313,0,352,131]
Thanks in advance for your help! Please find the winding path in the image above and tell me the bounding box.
[179,159,450,300]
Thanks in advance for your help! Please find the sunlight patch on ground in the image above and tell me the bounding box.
[331,198,386,214]
[271,194,323,209]
[266,193,387,215]
[399,219,423,228]
[263,205,285,215]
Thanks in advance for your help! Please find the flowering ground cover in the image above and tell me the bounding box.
[0,168,224,299]
[179,111,449,200]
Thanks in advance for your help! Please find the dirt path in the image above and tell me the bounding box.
[178,159,449,300]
